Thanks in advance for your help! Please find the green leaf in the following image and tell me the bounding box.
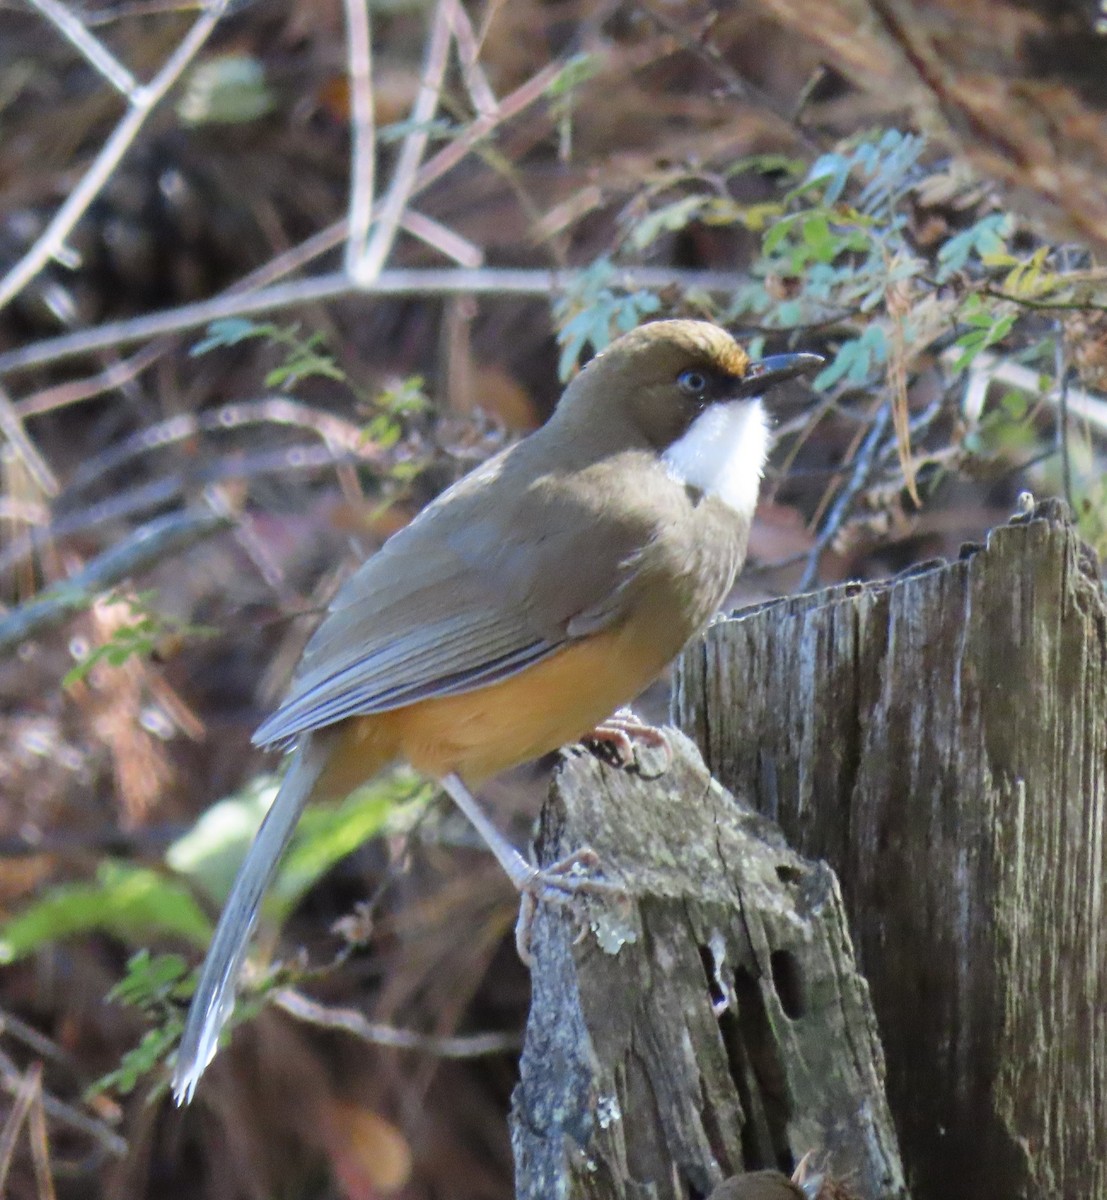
[177,55,275,127]
[166,769,428,927]
[266,773,429,923]
[0,863,212,963]
[63,592,217,688]
[547,52,600,99]
[802,152,853,206]
[629,195,708,252]
[166,774,282,907]
[814,326,888,390]
[552,260,662,378]
[936,214,1011,280]
[190,317,270,356]
[107,950,191,1009]
[88,1023,180,1098]
[377,375,430,415]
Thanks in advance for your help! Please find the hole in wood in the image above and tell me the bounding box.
[769,949,805,1019]
[774,863,803,885]
[698,944,728,1011]
[718,966,794,1172]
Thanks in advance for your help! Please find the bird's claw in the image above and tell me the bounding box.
[514,847,627,963]
[584,708,672,778]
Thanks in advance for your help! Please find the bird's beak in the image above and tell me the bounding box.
[736,352,824,397]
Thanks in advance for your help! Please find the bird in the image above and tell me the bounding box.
[171,319,821,1104]
[706,1169,810,1200]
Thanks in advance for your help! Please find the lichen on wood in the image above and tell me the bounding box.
[511,732,906,1200]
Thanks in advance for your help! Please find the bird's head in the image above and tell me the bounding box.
[555,319,822,518]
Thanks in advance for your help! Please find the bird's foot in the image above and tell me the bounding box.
[584,708,672,778]
[515,847,628,963]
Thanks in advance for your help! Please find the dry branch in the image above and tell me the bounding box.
[0,508,232,657]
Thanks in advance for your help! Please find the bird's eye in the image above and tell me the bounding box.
[677,369,708,396]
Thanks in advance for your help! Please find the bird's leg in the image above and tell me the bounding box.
[439,774,624,962]
[585,707,673,772]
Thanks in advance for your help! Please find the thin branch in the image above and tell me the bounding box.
[0,442,380,577]
[1055,331,1075,510]
[3,267,745,381]
[399,210,483,267]
[341,0,376,277]
[444,0,498,117]
[29,0,138,96]
[15,342,165,420]
[0,381,58,495]
[0,1011,77,1072]
[408,57,560,193]
[0,1061,39,1196]
[2,57,567,382]
[26,1068,57,1200]
[0,1047,126,1159]
[63,395,387,497]
[959,348,1107,438]
[798,403,893,592]
[273,989,521,1058]
[981,285,1107,314]
[353,0,454,285]
[0,509,233,657]
[0,0,230,313]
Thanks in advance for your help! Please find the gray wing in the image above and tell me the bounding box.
[253,535,558,745]
[253,442,672,749]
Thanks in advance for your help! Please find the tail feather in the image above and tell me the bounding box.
[172,733,331,1105]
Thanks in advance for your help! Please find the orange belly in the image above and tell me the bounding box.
[315,617,678,798]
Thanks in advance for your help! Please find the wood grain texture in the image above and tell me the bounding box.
[511,733,906,1200]
[675,500,1107,1200]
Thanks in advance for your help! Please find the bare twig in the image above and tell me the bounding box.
[273,989,520,1057]
[0,509,233,657]
[3,57,565,382]
[0,381,58,495]
[0,1061,39,1196]
[26,1069,57,1200]
[1054,331,1075,510]
[0,0,230,313]
[15,342,166,420]
[0,442,385,577]
[3,267,744,380]
[399,211,483,267]
[0,1047,126,1159]
[444,0,498,117]
[354,0,454,285]
[341,0,376,277]
[0,1011,77,1073]
[0,497,51,524]
[798,403,892,591]
[408,57,560,192]
[28,0,138,96]
[63,395,386,497]
[960,348,1107,438]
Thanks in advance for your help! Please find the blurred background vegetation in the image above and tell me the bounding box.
[2,0,1107,1196]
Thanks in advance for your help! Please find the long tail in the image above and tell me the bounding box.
[172,732,331,1105]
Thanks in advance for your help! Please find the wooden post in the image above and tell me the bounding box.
[510,732,907,1200]
[674,500,1107,1200]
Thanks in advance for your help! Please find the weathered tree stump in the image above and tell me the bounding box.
[674,500,1107,1200]
[510,732,906,1200]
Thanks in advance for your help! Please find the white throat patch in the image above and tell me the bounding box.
[660,398,770,518]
